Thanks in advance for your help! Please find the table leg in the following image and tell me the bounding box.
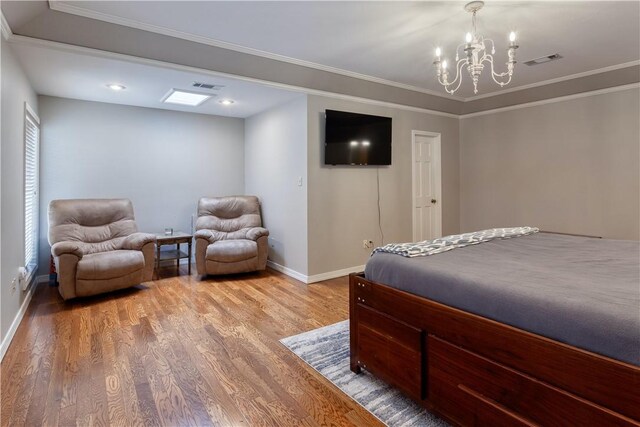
[156,243,161,280]
[188,240,192,275]
[176,242,181,275]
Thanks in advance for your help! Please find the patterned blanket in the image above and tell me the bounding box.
[372,227,539,258]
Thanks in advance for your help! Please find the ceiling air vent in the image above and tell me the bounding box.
[524,54,563,66]
[192,82,225,90]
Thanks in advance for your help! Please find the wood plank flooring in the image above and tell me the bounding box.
[1,267,382,426]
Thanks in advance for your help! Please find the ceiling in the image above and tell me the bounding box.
[45,0,640,99]
[10,41,302,118]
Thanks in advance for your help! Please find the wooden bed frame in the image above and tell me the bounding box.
[349,273,640,426]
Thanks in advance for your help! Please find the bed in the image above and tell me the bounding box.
[349,231,640,426]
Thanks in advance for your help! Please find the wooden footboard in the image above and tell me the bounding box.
[349,273,640,426]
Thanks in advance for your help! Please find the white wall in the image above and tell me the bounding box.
[307,95,460,277]
[460,88,640,240]
[244,96,308,275]
[1,38,39,349]
[37,96,245,273]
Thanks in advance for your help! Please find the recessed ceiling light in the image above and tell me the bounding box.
[107,83,126,91]
[162,89,211,106]
[219,99,235,106]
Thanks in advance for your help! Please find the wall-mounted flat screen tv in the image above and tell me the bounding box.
[324,110,392,165]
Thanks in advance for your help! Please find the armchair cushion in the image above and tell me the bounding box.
[195,227,269,243]
[52,238,131,258]
[196,196,262,232]
[49,199,138,244]
[76,250,144,280]
[206,240,257,263]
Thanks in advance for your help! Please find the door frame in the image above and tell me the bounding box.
[411,130,442,242]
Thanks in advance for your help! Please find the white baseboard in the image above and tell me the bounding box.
[0,279,38,362]
[306,265,366,283]
[266,260,308,283]
[267,260,365,284]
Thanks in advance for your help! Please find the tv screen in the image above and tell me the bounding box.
[324,110,392,165]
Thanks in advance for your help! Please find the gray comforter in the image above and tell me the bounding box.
[364,232,640,366]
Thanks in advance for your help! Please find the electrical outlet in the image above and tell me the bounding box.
[11,278,17,294]
[18,267,27,290]
[363,239,374,249]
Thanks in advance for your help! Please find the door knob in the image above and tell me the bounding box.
[431,199,437,204]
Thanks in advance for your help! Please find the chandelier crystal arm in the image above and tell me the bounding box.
[437,58,467,87]
[439,59,466,94]
[484,55,514,86]
[431,1,519,95]
[483,54,510,78]
[483,38,497,55]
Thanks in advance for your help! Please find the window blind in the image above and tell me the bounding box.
[24,110,39,278]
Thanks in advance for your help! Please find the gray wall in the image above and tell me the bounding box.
[244,96,309,275]
[460,88,640,240]
[37,96,245,273]
[10,6,639,116]
[462,66,640,114]
[307,95,460,277]
[1,38,39,344]
[15,8,463,115]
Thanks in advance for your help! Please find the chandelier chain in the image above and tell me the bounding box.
[472,11,477,35]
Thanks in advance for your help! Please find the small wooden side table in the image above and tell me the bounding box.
[153,231,193,278]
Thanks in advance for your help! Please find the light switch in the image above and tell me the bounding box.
[297,176,302,186]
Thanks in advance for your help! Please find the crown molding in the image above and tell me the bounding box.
[13,2,637,106]
[1,11,13,40]
[460,83,640,119]
[48,0,465,102]
[463,60,640,102]
[8,34,637,121]
[8,34,636,121]
[7,34,460,119]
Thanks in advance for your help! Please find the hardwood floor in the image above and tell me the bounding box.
[1,267,382,427]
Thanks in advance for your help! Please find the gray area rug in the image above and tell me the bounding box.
[280,321,448,427]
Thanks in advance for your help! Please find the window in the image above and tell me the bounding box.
[24,104,40,282]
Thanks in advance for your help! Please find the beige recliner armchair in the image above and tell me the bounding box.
[195,196,269,276]
[48,199,156,300]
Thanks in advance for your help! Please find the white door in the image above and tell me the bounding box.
[412,131,442,242]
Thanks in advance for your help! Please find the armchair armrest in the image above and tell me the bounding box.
[122,232,157,250]
[51,241,83,258]
[246,227,269,241]
[195,229,219,244]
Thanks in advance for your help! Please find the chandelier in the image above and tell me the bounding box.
[433,1,518,95]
